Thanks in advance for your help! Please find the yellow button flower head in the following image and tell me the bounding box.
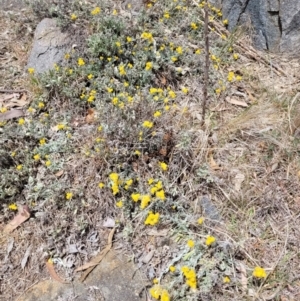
[45,160,51,167]
[66,192,73,200]
[109,173,119,183]
[181,87,189,94]
[149,285,162,300]
[153,111,161,118]
[253,266,267,279]
[71,13,77,20]
[140,194,151,209]
[161,289,170,301]
[98,182,105,188]
[156,189,165,201]
[143,120,153,128]
[78,58,85,66]
[159,162,168,171]
[164,12,170,19]
[169,266,176,272]
[144,212,160,225]
[191,22,198,30]
[145,62,153,71]
[111,183,119,195]
[91,7,101,15]
[206,235,216,246]
[187,239,195,248]
[57,123,65,130]
[28,67,35,74]
[8,203,18,210]
[39,138,46,145]
[197,217,205,225]
[18,118,25,125]
[131,193,140,202]
[16,164,22,170]
[33,154,40,161]
[233,53,239,60]
[116,200,123,208]
[223,19,229,25]
[223,276,230,283]
[227,71,235,82]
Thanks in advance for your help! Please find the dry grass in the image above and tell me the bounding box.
[1,1,300,301]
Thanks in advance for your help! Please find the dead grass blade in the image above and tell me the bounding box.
[76,228,115,282]
[0,109,24,121]
[3,205,30,234]
[45,259,70,284]
[226,97,248,107]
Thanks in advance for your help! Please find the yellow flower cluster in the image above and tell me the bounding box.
[8,203,18,210]
[119,64,126,75]
[66,192,73,200]
[149,285,170,301]
[78,58,85,66]
[109,172,120,195]
[144,211,160,225]
[91,7,101,15]
[87,90,97,103]
[145,62,153,70]
[159,162,168,171]
[181,266,197,289]
[205,235,216,246]
[143,120,153,128]
[187,239,195,248]
[141,32,153,42]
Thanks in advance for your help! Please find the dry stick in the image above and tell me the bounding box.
[202,3,209,126]
[0,89,27,93]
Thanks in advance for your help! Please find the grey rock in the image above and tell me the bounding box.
[27,18,71,74]
[200,195,221,222]
[16,250,146,301]
[221,0,300,54]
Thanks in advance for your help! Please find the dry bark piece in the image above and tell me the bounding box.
[3,205,30,234]
[76,228,115,282]
[0,109,24,121]
[226,97,248,107]
[45,259,69,284]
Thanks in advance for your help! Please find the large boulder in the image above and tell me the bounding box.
[221,0,300,53]
[27,18,71,74]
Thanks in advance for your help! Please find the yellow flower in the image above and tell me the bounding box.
[140,194,151,209]
[57,123,65,130]
[149,285,162,300]
[115,41,121,48]
[141,32,153,42]
[18,118,25,125]
[66,192,73,200]
[233,53,239,60]
[144,212,160,225]
[131,193,140,202]
[168,90,176,99]
[38,102,45,109]
[124,179,133,190]
[78,58,85,66]
[164,12,170,19]
[223,19,228,25]
[161,290,170,301]
[153,111,161,118]
[111,183,119,195]
[215,88,221,95]
[8,203,18,210]
[236,75,243,81]
[206,235,216,246]
[159,162,168,171]
[16,164,22,170]
[70,13,77,20]
[197,217,205,225]
[68,69,73,74]
[181,266,197,289]
[153,278,159,284]
[181,87,189,94]
[45,160,51,167]
[253,266,267,279]
[39,138,46,145]
[112,9,118,15]
[223,276,231,283]
[11,151,16,157]
[126,36,132,42]
[227,71,235,82]
[145,62,153,71]
[91,7,101,15]
[169,266,176,272]
[221,34,227,40]
[64,53,70,60]
[0,107,7,113]
[124,82,129,87]
[191,22,198,30]
[171,56,178,62]
[116,200,123,208]
[109,173,119,183]
[28,67,35,74]
[143,120,153,128]
[98,182,105,188]
[87,74,93,79]
[33,154,40,161]
[134,150,141,156]
[195,49,201,54]
[156,189,165,201]
[119,64,126,75]
[187,240,195,248]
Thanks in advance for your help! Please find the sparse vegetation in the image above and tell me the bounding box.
[1,1,300,300]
